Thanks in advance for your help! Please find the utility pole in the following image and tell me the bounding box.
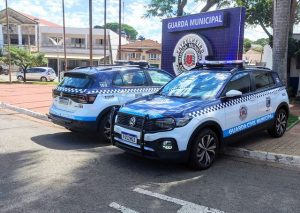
[118,0,121,60]
[104,0,107,64]
[62,0,67,77]
[89,0,93,66]
[5,0,11,83]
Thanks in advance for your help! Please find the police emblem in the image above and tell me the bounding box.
[239,105,248,121]
[173,34,210,75]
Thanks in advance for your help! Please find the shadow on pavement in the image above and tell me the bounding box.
[31,132,110,150]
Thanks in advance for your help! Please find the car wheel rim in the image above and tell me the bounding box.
[276,112,287,135]
[103,120,111,140]
[196,134,216,166]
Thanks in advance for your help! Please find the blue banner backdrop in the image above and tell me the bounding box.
[161,7,246,75]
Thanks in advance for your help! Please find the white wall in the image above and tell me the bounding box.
[262,45,273,69]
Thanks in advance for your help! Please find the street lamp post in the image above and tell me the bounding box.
[62,0,67,72]
[5,0,11,83]
[48,37,63,81]
[118,0,121,60]
[104,0,107,65]
[89,0,93,66]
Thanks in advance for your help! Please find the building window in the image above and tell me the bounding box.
[296,55,300,70]
[149,53,160,60]
[95,39,104,45]
[71,38,85,48]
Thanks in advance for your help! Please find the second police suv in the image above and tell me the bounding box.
[111,61,289,170]
[49,62,174,142]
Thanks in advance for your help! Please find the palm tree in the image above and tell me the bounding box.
[273,0,292,85]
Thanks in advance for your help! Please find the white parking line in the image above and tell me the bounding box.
[109,202,139,213]
[133,187,224,213]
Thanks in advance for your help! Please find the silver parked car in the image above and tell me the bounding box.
[17,67,57,82]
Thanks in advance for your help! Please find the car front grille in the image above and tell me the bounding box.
[116,112,145,130]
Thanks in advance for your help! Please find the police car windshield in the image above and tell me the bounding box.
[60,74,93,89]
[160,71,230,99]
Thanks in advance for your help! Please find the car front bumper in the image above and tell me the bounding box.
[112,125,188,162]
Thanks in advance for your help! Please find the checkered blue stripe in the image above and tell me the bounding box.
[188,87,286,118]
[55,86,161,95]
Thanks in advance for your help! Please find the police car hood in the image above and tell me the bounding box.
[119,95,216,119]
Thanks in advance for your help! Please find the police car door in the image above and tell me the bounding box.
[113,69,149,105]
[222,72,257,138]
[251,71,276,118]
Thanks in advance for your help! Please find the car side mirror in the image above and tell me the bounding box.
[225,90,242,99]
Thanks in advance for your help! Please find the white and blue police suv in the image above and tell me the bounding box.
[49,64,174,142]
[111,61,289,170]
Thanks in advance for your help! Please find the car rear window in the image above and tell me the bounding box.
[60,73,93,89]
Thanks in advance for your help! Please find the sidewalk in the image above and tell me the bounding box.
[0,83,55,114]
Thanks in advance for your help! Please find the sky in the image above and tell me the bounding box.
[0,0,298,42]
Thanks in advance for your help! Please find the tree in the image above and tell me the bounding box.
[145,0,230,18]
[138,35,146,40]
[103,23,138,40]
[0,47,47,82]
[244,38,252,52]
[253,38,269,47]
[273,0,292,85]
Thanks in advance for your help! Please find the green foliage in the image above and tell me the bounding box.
[145,0,231,18]
[0,46,47,82]
[138,35,146,40]
[288,37,300,58]
[253,38,269,47]
[235,0,273,38]
[244,38,252,52]
[104,23,138,40]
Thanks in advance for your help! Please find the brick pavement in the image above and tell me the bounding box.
[231,104,300,157]
[0,83,55,114]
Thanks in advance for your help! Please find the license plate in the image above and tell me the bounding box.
[121,132,137,144]
[59,97,69,105]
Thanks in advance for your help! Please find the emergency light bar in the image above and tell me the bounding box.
[196,60,244,68]
[114,60,150,67]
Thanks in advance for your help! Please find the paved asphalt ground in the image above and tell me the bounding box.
[0,108,300,213]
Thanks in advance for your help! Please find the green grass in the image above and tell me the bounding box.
[287,114,300,129]
[0,80,58,85]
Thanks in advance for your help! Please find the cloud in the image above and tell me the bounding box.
[1,0,298,43]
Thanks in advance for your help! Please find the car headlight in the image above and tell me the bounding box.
[148,118,176,131]
[175,116,193,127]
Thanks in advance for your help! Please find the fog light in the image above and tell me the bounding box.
[162,140,173,150]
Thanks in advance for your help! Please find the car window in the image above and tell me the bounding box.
[160,71,230,100]
[253,72,275,91]
[26,68,32,73]
[112,73,123,86]
[223,72,251,95]
[147,70,173,86]
[60,74,93,89]
[113,70,147,86]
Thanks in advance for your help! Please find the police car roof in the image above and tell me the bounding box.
[66,65,142,75]
[194,66,272,74]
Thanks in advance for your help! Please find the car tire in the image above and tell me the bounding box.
[17,76,24,81]
[268,108,288,138]
[188,128,219,170]
[41,77,47,82]
[98,112,111,143]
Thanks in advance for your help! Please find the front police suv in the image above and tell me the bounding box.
[49,64,174,142]
[111,61,289,170]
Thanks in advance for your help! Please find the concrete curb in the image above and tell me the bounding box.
[0,102,49,121]
[225,147,300,168]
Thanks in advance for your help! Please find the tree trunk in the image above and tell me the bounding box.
[201,0,218,12]
[177,0,188,16]
[273,0,292,85]
[23,69,26,83]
